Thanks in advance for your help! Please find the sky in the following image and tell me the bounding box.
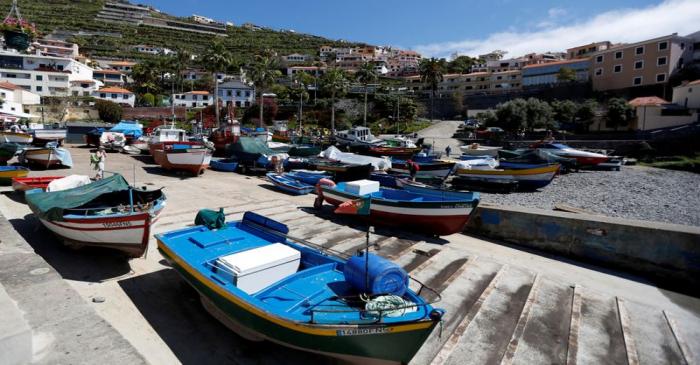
[143,0,700,59]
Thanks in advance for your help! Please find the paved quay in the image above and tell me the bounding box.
[0,144,699,365]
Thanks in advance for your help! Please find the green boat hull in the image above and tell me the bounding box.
[159,246,438,364]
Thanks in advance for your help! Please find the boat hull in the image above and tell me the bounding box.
[455,164,559,190]
[22,148,63,168]
[153,148,212,176]
[158,243,437,364]
[0,168,29,185]
[390,161,455,178]
[321,187,477,236]
[32,130,67,145]
[38,209,162,257]
[210,159,239,172]
[0,132,33,144]
[266,173,314,195]
[12,176,63,192]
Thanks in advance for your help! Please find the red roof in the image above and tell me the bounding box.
[0,81,21,90]
[628,96,669,107]
[97,87,133,94]
[188,90,210,95]
[522,58,590,69]
[108,61,136,66]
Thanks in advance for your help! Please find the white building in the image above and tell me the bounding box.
[92,87,135,107]
[192,14,215,24]
[93,69,127,86]
[672,79,700,110]
[217,80,254,108]
[0,50,95,97]
[173,90,213,108]
[70,79,102,97]
[0,81,40,120]
[131,45,173,55]
[284,53,310,64]
[33,38,80,60]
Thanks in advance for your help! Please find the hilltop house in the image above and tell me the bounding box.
[173,91,213,108]
[217,80,254,108]
[92,87,135,107]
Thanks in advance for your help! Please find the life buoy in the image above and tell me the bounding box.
[314,178,336,209]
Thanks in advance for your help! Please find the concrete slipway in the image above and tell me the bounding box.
[0,145,698,365]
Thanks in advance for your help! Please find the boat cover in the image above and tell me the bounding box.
[228,137,287,163]
[319,146,391,171]
[54,147,73,167]
[110,121,143,138]
[26,174,130,221]
[453,157,497,170]
[46,175,92,192]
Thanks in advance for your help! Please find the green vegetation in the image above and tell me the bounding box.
[478,97,602,132]
[641,154,700,173]
[606,97,634,130]
[246,50,283,127]
[95,100,123,124]
[355,62,379,126]
[320,68,350,132]
[0,0,359,63]
[419,58,445,122]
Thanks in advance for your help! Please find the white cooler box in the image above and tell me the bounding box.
[215,243,300,294]
[345,179,380,195]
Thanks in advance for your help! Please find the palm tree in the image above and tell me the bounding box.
[202,40,232,127]
[419,58,445,123]
[292,72,313,132]
[355,62,379,127]
[247,50,282,128]
[172,46,191,92]
[321,68,349,133]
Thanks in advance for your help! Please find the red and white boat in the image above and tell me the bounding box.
[25,174,166,257]
[153,143,213,176]
[11,176,64,192]
[531,142,610,166]
[148,126,188,155]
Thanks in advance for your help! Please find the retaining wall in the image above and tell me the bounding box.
[466,204,700,290]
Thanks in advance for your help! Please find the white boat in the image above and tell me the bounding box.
[531,142,610,166]
[31,128,67,144]
[153,144,213,176]
[100,132,126,151]
[19,145,73,168]
[459,143,502,157]
[0,131,33,144]
[378,134,418,148]
[148,126,188,155]
[335,126,384,147]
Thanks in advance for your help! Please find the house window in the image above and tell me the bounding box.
[72,91,79,96]
[36,75,43,81]
[236,90,241,97]
[245,101,251,107]
[123,94,128,99]
[83,92,89,96]
[658,41,668,50]
[235,101,241,107]
[595,68,603,76]
[245,91,250,97]
[633,76,642,86]
[100,93,106,98]
[657,56,667,66]
[614,65,622,73]
[595,55,603,63]
[634,60,644,70]
[36,86,42,92]
[111,93,117,99]
[656,73,666,82]
[226,90,232,97]
[635,46,644,55]
[615,51,623,59]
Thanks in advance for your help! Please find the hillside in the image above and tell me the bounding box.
[0,0,359,63]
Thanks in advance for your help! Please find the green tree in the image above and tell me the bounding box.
[447,55,479,74]
[320,68,349,132]
[419,58,445,122]
[606,98,633,130]
[557,67,577,83]
[495,98,528,131]
[576,99,599,132]
[202,40,232,127]
[131,60,160,94]
[95,100,123,124]
[247,50,282,128]
[141,92,155,107]
[525,98,554,130]
[355,62,379,127]
[292,71,313,130]
[551,100,577,124]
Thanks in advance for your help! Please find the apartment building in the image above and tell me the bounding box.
[93,69,127,86]
[591,33,695,92]
[566,42,612,60]
[96,2,150,25]
[173,91,213,108]
[92,86,135,107]
[0,50,95,97]
[283,54,311,64]
[522,58,591,86]
[490,70,522,90]
[33,38,80,59]
[107,60,136,74]
[192,15,216,24]
[0,81,40,119]
[319,46,421,76]
[70,80,101,97]
[132,45,173,55]
[286,66,326,77]
[403,71,503,96]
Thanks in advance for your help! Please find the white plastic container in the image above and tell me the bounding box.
[215,243,300,294]
[345,179,380,195]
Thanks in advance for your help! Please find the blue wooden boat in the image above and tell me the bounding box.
[396,178,478,200]
[210,158,239,172]
[156,211,444,364]
[0,166,29,185]
[369,172,399,188]
[285,169,330,185]
[266,173,315,195]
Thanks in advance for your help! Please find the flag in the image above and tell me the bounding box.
[334,196,371,216]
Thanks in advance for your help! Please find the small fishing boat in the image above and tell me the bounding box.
[148,126,188,155]
[266,173,314,195]
[0,166,29,185]
[390,159,455,178]
[356,146,421,159]
[320,179,480,236]
[210,125,239,154]
[0,131,33,144]
[100,131,127,151]
[26,174,166,257]
[153,143,213,176]
[285,170,331,185]
[455,164,559,191]
[531,142,610,166]
[31,128,67,145]
[450,176,519,193]
[335,126,384,147]
[309,159,372,182]
[459,143,502,157]
[396,179,476,200]
[121,145,142,155]
[210,158,239,172]
[18,145,73,168]
[109,121,143,145]
[11,176,63,192]
[0,142,23,164]
[156,211,444,364]
[368,172,400,188]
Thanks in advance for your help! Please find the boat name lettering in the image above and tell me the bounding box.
[102,221,132,228]
[336,327,390,336]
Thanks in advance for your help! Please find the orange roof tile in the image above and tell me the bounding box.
[628,96,669,107]
[188,90,210,95]
[0,81,21,90]
[109,61,136,66]
[522,58,590,69]
[97,87,133,94]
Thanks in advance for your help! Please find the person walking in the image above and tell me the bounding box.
[407,159,420,182]
[445,145,452,157]
[91,146,107,180]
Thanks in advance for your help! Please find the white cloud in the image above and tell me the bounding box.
[414,0,700,59]
[547,7,567,18]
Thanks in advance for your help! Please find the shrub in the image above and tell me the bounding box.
[95,100,123,124]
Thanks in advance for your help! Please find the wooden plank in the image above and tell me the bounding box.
[566,285,583,365]
[616,298,640,365]
[553,204,597,215]
[663,310,694,365]
[430,265,508,365]
[500,274,542,365]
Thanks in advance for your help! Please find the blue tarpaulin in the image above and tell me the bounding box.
[110,121,143,138]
